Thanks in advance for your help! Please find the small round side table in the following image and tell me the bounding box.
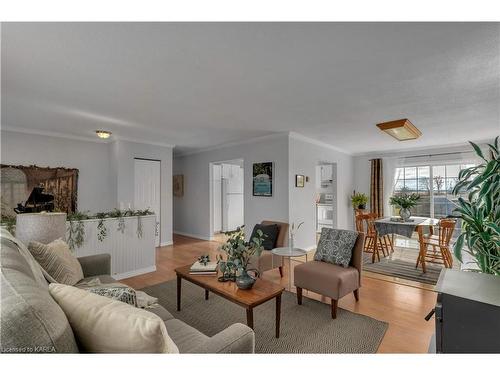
[271,247,310,291]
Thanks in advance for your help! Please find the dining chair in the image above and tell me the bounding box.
[417,219,456,270]
[357,213,392,262]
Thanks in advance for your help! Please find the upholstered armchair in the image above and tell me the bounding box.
[248,220,289,277]
[294,231,365,319]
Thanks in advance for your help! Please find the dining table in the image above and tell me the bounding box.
[373,216,440,272]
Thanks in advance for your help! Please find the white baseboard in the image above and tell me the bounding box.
[113,266,156,280]
[159,240,173,247]
[173,231,212,241]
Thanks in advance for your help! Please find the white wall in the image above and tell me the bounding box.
[173,134,290,240]
[1,131,173,245]
[1,130,115,212]
[111,140,173,246]
[288,134,354,250]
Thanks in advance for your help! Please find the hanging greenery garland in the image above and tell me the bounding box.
[65,209,154,249]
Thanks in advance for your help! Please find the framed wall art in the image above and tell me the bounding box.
[252,162,273,197]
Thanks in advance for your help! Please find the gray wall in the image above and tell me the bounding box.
[1,130,115,212]
[173,134,290,240]
[289,135,354,250]
[1,130,173,245]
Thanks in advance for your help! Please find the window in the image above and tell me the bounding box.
[393,163,475,235]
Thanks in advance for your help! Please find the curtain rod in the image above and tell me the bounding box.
[369,150,475,161]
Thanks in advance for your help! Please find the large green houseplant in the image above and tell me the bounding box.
[452,136,499,275]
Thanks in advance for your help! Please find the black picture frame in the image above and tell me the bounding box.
[295,174,305,187]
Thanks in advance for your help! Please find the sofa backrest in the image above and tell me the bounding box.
[0,236,79,353]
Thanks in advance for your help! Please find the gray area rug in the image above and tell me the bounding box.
[142,279,388,353]
[363,253,442,284]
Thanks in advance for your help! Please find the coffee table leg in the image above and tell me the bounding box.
[246,308,254,329]
[176,274,182,311]
[205,289,209,300]
[276,294,282,338]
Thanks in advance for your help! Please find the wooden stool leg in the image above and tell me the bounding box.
[297,287,303,305]
[331,299,338,319]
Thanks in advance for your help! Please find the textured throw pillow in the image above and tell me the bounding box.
[87,286,138,307]
[49,283,179,353]
[250,224,279,250]
[314,228,358,268]
[28,239,84,285]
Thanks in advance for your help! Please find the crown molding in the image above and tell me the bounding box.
[1,126,175,148]
[288,131,352,155]
[174,132,289,158]
[113,136,175,149]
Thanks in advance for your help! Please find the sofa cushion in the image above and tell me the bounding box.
[76,274,118,286]
[28,239,84,285]
[294,260,359,300]
[164,319,209,353]
[250,224,279,250]
[0,236,79,353]
[314,228,358,267]
[49,284,179,353]
[146,305,175,322]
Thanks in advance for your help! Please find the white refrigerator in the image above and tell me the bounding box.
[222,164,244,232]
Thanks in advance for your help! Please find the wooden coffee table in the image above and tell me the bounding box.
[175,265,285,338]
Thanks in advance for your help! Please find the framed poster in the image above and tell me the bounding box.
[253,162,273,197]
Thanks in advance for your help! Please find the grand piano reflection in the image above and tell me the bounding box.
[14,186,55,213]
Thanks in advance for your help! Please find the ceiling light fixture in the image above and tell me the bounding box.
[376,119,421,141]
[95,130,112,139]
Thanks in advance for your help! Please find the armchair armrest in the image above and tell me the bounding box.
[193,323,255,353]
[77,253,111,277]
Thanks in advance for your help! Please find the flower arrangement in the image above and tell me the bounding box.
[289,221,304,249]
[389,193,421,209]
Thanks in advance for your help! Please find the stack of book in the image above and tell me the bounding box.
[189,261,218,275]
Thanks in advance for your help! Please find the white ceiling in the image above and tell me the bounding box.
[2,22,499,155]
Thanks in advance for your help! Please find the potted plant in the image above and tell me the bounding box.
[453,137,499,275]
[217,226,265,289]
[289,221,304,250]
[351,192,369,210]
[389,193,420,221]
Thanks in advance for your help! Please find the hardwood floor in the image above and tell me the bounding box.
[121,234,437,353]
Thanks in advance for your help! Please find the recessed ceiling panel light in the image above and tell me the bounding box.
[376,119,421,141]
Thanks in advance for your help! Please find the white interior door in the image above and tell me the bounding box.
[134,159,161,246]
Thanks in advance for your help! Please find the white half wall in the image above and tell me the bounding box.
[1,130,115,212]
[173,134,290,240]
[288,134,354,250]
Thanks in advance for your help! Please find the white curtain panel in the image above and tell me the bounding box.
[382,157,403,218]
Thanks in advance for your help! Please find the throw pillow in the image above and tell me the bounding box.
[87,286,138,307]
[250,224,279,250]
[49,283,179,353]
[28,239,84,285]
[314,228,358,267]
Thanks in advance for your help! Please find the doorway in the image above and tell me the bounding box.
[211,159,244,238]
[134,158,161,247]
[315,162,337,238]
